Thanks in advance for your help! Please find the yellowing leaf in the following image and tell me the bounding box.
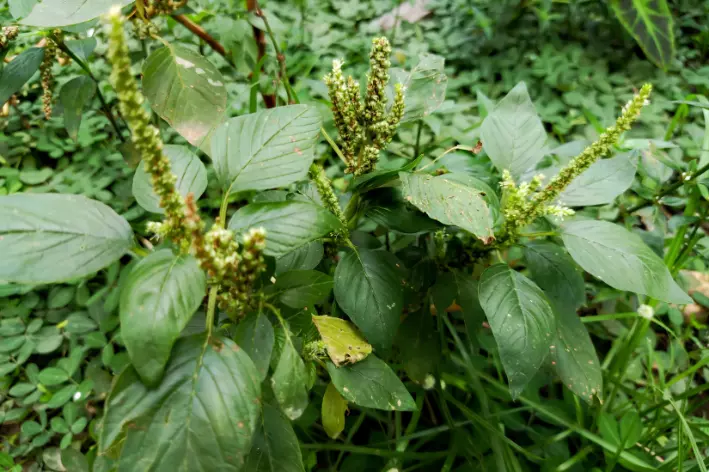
[322,382,347,439]
[312,315,372,366]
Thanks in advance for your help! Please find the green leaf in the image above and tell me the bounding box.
[275,241,323,275]
[60,448,89,472]
[38,367,69,386]
[21,420,43,437]
[64,313,97,334]
[65,38,97,63]
[142,44,227,151]
[400,172,494,243]
[610,0,675,69]
[0,48,44,106]
[322,382,347,439]
[326,356,415,411]
[46,385,77,409]
[561,220,692,304]
[333,248,405,351]
[267,270,333,309]
[9,382,36,397]
[270,331,309,420]
[243,403,305,472]
[390,53,447,123]
[20,0,133,26]
[558,152,638,206]
[0,194,133,284]
[9,0,38,19]
[365,188,440,235]
[396,309,440,385]
[228,201,343,258]
[132,145,208,214]
[211,105,322,195]
[59,76,96,142]
[480,82,547,178]
[234,312,275,382]
[478,264,556,398]
[312,315,372,366]
[552,310,602,404]
[0,335,24,353]
[351,154,424,193]
[100,335,261,470]
[120,249,206,386]
[523,241,585,315]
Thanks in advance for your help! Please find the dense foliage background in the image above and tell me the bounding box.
[1,0,708,471]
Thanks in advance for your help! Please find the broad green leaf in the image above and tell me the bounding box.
[351,154,424,193]
[611,0,675,69]
[65,38,97,63]
[480,82,547,178]
[478,264,556,398]
[312,315,372,366]
[20,0,133,26]
[100,335,261,470]
[9,0,38,19]
[552,310,602,404]
[243,403,305,472]
[561,220,692,304]
[390,53,447,123]
[132,145,208,214]
[326,356,415,411]
[0,194,132,284]
[558,152,638,206]
[333,248,405,351]
[322,382,347,439]
[142,44,227,150]
[523,241,585,315]
[275,241,323,275]
[270,331,309,420]
[211,105,322,195]
[267,270,333,309]
[400,172,494,243]
[396,309,440,385]
[234,312,274,382]
[0,48,44,105]
[365,188,440,235]
[119,250,206,386]
[228,201,343,258]
[59,76,96,142]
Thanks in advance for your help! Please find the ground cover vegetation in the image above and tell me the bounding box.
[0,0,708,471]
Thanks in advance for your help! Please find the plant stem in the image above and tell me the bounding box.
[627,160,709,213]
[51,34,125,142]
[171,14,234,66]
[413,120,423,158]
[321,127,348,165]
[254,4,296,104]
[205,285,218,340]
[300,444,448,460]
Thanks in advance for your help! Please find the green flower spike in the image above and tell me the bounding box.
[40,39,56,120]
[323,37,406,176]
[105,7,191,251]
[499,84,652,242]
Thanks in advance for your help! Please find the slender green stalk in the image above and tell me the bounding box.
[300,443,448,460]
[205,285,218,340]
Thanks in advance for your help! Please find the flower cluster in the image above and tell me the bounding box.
[106,8,191,250]
[0,26,19,49]
[40,40,56,120]
[184,195,267,316]
[323,37,405,175]
[309,163,347,237]
[499,84,652,242]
